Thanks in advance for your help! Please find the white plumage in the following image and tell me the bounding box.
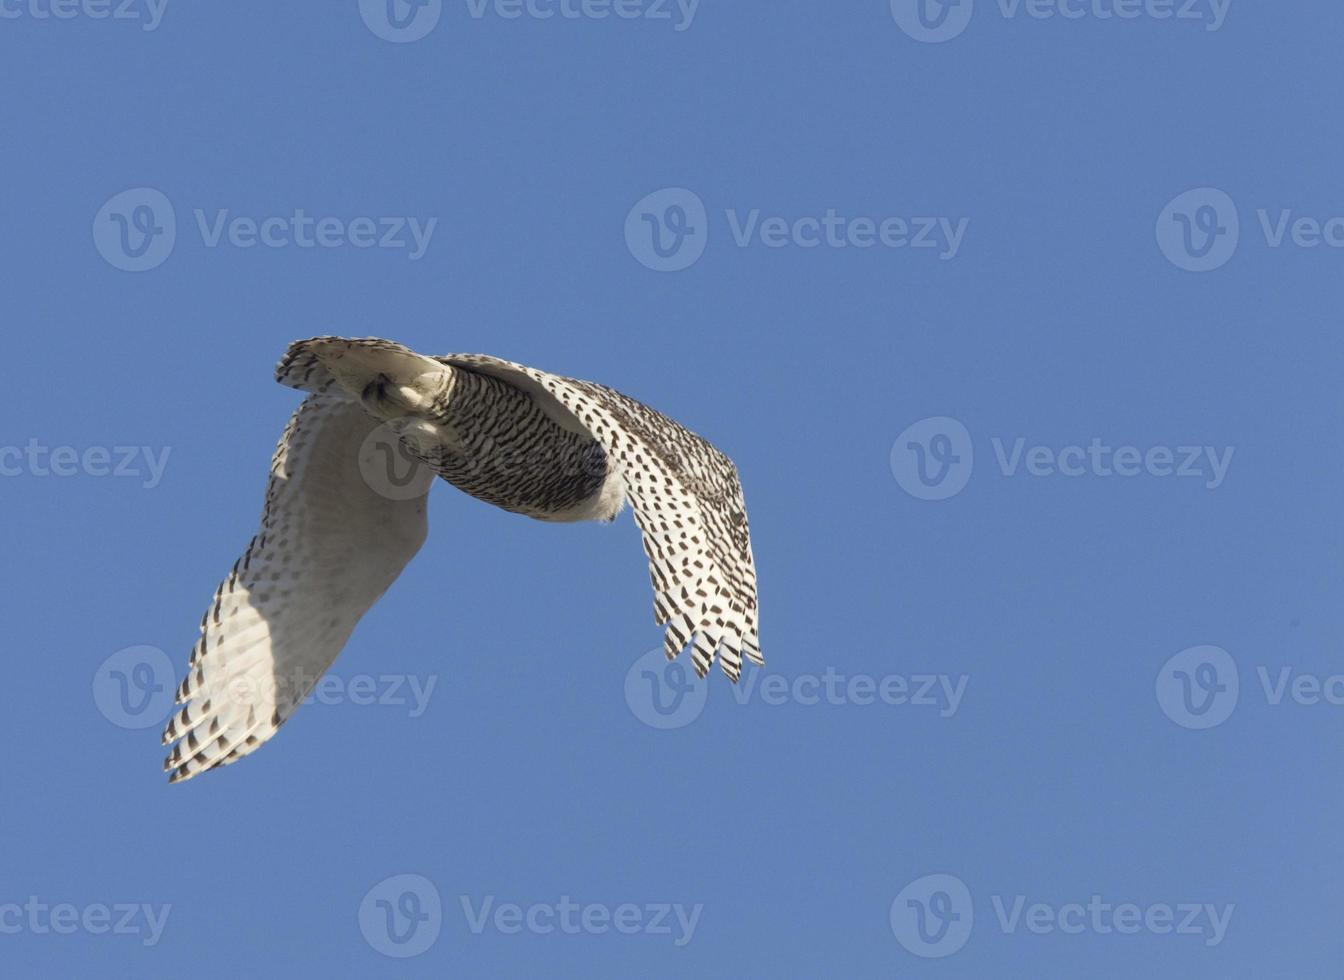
[163,337,761,783]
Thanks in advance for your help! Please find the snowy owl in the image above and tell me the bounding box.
[162,337,761,783]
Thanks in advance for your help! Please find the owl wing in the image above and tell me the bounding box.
[161,393,431,783]
[439,353,762,682]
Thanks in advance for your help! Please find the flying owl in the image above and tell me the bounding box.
[162,337,761,783]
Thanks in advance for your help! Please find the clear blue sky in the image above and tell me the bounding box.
[2,2,1341,976]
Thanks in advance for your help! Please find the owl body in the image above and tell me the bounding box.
[162,336,760,783]
[397,364,622,524]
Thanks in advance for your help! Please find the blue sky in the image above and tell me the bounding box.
[2,1,1342,976]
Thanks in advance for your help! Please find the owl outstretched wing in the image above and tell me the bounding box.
[438,353,762,681]
[161,393,431,783]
